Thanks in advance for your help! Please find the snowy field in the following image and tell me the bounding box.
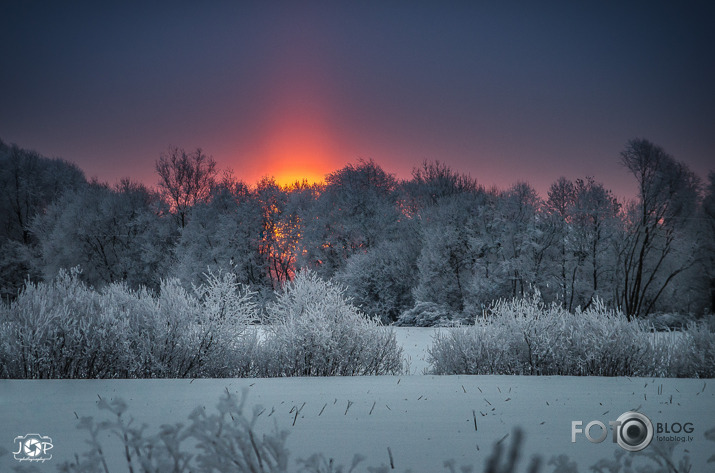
[1,328,714,472]
[394,327,443,375]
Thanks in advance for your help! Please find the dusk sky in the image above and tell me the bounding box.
[2,1,713,200]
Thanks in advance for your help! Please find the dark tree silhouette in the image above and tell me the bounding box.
[617,138,700,318]
[156,146,217,228]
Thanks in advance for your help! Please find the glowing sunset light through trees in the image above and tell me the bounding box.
[1,4,715,470]
[1,2,713,199]
[233,1,340,188]
[255,114,336,187]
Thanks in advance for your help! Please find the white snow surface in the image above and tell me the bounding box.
[1,328,714,472]
[395,326,444,375]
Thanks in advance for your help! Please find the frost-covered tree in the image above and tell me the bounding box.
[412,181,556,321]
[701,172,715,312]
[494,182,551,299]
[545,177,577,307]
[616,139,700,318]
[569,177,621,310]
[0,141,86,298]
[255,177,304,289]
[541,176,622,311]
[413,192,484,313]
[336,225,421,323]
[404,160,479,208]
[0,142,86,243]
[31,180,172,290]
[156,146,217,228]
[172,177,270,293]
[464,190,514,310]
[298,159,400,278]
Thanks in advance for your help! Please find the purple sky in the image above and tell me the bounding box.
[1,1,713,200]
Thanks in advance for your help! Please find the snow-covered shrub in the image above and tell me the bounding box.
[191,269,260,377]
[707,313,715,332]
[257,270,403,376]
[558,299,654,377]
[656,321,715,378]
[194,268,259,327]
[0,268,259,379]
[428,293,710,377]
[684,322,715,377]
[94,281,159,378]
[644,312,696,331]
[0,268,132,378]
[395,301,453,327]
[113,272,259,378]
[149,278,207,377]
[425,325,513,377]
[336,238,420,324]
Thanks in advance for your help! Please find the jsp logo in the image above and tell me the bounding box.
[13,433,54,462]
[572,411,653,452]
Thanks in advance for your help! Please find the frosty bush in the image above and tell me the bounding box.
[395,301,453,327]
[0,268,132,378]
[0,268,402,379]
[643,312,696,331]
[256,270,403,376]
[0,268,259,379]
[164,269,260,378]
[657,321,715,378]
[429,293,715,377]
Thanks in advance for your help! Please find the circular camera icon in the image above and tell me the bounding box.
[615,411,653,452]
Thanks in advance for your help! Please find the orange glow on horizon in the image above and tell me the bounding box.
[255,103,338,187]
[229,118,337,187]
[270,163,327,188]
[241,18,340,188]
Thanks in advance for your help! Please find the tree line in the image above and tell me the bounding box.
[1,137,713,321]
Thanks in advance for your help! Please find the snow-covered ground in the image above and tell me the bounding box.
[1,328,713,472]
[394,326,443,375]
